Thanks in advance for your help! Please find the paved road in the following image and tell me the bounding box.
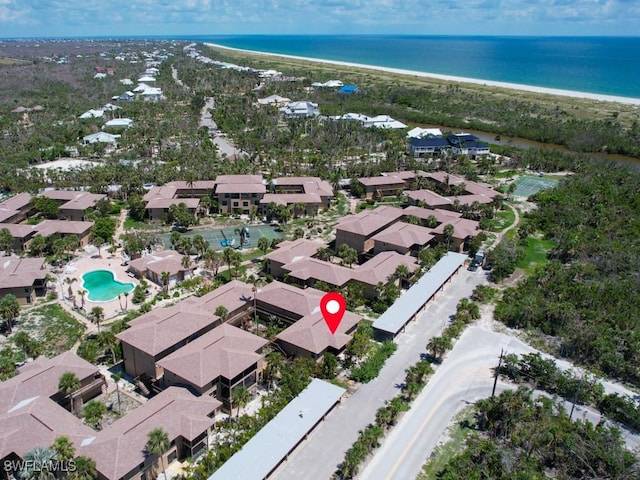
[359,326,640,480]
[272,269,486,480]
[199,97,246,159]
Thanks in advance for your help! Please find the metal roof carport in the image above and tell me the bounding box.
[208,379,345,480]
[372,252,467,341]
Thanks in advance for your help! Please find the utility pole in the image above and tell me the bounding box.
[491,349,504,398]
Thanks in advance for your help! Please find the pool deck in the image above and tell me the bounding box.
[57,248,161,320]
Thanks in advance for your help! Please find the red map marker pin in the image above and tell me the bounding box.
[320,292,347,334]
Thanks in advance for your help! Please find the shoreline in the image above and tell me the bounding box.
[204,42,640,106]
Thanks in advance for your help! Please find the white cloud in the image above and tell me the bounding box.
[0,0,638,36]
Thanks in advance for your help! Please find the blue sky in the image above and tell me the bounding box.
[1,0,639,38]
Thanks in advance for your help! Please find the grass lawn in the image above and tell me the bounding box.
[216,266,248,282]
[417,407,475,479]
[335,193,349,216]
[123,217,147,230]
[517,236,556,274]
[486,207,516,232]
[17,304,86,356]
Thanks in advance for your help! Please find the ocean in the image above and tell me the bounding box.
[181,35,640,100]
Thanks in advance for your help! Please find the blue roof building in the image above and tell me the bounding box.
[408,137,450,158]
[339,85,360,94]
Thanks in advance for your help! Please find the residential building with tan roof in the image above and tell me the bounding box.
[335,207,403,253]
[357,174,407,199]
[79,387,221,480]
[0,256,48,304]
[432,217,482,252]
[213,175,266,214]
[405,189,453,208]
[352,251,418,299]
[198,279,255,323]
[371,222,435,256]
[264,238,324,278]
[425,171,499,198]
[142,186,200,221]
[32,219,94,246]
[260,193,323,216]
[402,205,462,225]
[40,190,106,221]
[255,281,325,322]
[276,310,361,360]
[0,193,33,224]
[165,180,216,197]
[281,257,354,289]
[159,324,268,407]
[117,298,218,379]
[0,352,105,473]
[128,250,193,287]
[272,176,333,208]
[0,223,37,251]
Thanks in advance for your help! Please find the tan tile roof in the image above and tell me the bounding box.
[0,351,100,412]
[0,192,32,212]
[432,217,481,240]
[215,183,266,194]
[282,257,354,287]
[353,251,418,285]
[406,189,452,206]
[273,177,333,197]
[215,174,264,184]
[446,194,495,206]
[129,250,189,277]
[145,197,200,209]
[336,209,400,236]
[116,298,216,356]
[276,310,361,355]
[260,193,322,205]
[264,239,324,265]
[0,223,37,239]
[80,387,220,480]
[157,324,268,387]
[42,190,106,211]
[402,206,462,223]
[0,397,95,462]
[425,172,498,198]
[371,222,435,249]
[0,256,46,289]
[34,219,93,236]
[143,185,178,202]
[165,180,216,191]
[256,281,325,318]
[198,280,255,313]
[358,176,407,187]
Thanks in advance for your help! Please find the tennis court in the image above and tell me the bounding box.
[162,225,283,250]
[512,176,559,197]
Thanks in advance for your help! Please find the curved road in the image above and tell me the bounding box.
[359,326,640,480]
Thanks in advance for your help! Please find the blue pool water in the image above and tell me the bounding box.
[83,270,134,302]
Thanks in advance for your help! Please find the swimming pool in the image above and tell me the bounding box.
[83,270,134,302]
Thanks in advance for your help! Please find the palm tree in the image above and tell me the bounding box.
[58,372,81,415]
[203,248,221,277]
[230,250,242,277]
[215,305,229,322]
[222,247,234,276]
[64,277,78,301]
[123,291,129,312]
[393,264,411,288]
[160,271,170,295]
[0,293,20,334]
[231,385,250,417]
[83,400,107,430]
[51,435,76,463]
[181,254,192,274]
[146,428,170,480]
[426,336,452,362]
[257,236,270,255]
[89,306,104,334]
[77,289,87,310]
[111,373,122,414]
[19,446,56,480]
[443,223,455,250]
[192,234,209,259]
[315,247,332,262]
[70,457,96,480]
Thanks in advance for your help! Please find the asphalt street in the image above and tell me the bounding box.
[272,269,486,480]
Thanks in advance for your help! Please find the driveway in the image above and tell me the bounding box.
[272,269,486,480]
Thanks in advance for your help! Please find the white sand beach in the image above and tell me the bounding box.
[205,42,640,106]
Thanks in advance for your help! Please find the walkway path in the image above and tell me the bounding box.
[170,65,190,91]
[489,203,520,250]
